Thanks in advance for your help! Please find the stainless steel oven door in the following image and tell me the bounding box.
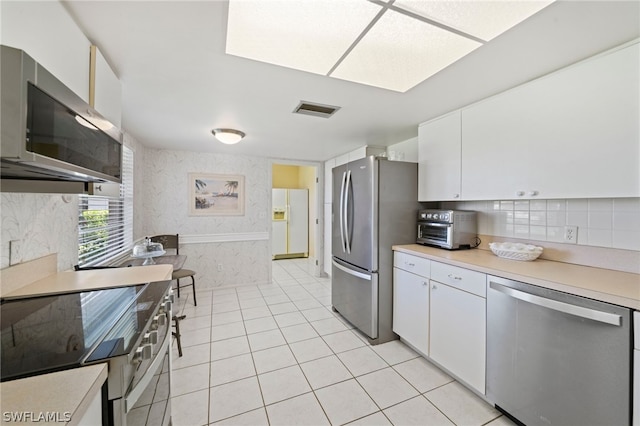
[417,222,452,249]
[108,298,173,426]
[124,333,171,426]
[110,328,172,426]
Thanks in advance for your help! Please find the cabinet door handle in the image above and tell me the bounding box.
[529,190,539,196]
[447,273,462,280]
[516,190,525,197]
[422,281,428,286]
[432,284,437,290]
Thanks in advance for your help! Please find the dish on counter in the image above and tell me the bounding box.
[489,242,543,261]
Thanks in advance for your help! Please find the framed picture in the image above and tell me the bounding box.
[189,173,245,216]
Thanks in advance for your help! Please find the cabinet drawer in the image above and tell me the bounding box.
[431,261,486,297]
[394,252,430,277]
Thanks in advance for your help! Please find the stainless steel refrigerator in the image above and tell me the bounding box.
[332,156,418,345]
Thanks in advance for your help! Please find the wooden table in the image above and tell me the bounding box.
[119,254,186,271]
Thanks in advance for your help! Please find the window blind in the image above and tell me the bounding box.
[78,145,134,266]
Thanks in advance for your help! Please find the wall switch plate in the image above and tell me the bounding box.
[563,226,578,244]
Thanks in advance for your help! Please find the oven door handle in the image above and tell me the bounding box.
[124,330,171,413]
[489,281,622,326]
[421,222,451,227]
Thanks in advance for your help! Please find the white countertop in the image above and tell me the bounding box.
[2,264,173,299]
[393,244,640,310]
[0,363,107,426]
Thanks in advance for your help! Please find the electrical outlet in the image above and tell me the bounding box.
[563,226,578,244]
[217,264,223,272]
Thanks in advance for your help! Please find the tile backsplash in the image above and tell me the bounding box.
[442,198,640,251]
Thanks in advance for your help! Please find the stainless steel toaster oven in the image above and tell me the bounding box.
[417,209,477,250]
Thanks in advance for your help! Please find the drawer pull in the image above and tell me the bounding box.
[405,262,415,267]
[448,273,462,281]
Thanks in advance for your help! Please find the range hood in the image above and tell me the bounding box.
[1,45,123,193]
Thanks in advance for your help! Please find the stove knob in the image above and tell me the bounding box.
[159,300,172,316]
[151,314,166,330]
[148,330,159,345]
[142,331,159,345]
[134,344,152,363]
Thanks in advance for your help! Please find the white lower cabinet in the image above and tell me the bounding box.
[634,311,639,426]
[392,251,487,395]
[429,279,486,394]
[392,267,429,356]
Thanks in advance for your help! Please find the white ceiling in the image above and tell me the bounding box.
[62,1,640,162]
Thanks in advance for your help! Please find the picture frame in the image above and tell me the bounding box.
[189,173,245,216]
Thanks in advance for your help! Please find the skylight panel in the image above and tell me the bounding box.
[331,9,481,92]
[226,0,382,75]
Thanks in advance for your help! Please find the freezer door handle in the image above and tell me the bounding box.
[339,171,347,253]
[332,259,371,281]
[489,281,622,326]
[344,170,352,254]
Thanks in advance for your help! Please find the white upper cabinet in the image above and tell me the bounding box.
[461,41,639,200]
[90,46,122,128]
[418,110,462,201]
[1,1,91,102]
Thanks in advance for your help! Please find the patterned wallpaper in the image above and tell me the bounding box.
[0,193,78,271]
[142,148,272,289]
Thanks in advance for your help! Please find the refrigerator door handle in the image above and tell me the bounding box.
[332,259,371,281]
[344,169,352,254]
[339,171,347,253]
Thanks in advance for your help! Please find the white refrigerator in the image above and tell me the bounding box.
[272,188,308,258]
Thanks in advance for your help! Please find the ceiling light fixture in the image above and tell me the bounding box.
[211,128,246,144]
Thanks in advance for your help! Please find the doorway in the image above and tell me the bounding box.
[271,161,323,276]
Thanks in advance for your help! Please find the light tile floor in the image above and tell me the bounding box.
[170,259,516,426]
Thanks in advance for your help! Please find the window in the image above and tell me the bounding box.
[78,145,134,266]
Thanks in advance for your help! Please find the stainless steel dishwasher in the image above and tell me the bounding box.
[487,276,632,426]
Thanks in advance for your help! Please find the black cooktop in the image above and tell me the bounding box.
[0,281,170,382]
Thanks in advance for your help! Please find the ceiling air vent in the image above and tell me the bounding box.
[293,101,341,118]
